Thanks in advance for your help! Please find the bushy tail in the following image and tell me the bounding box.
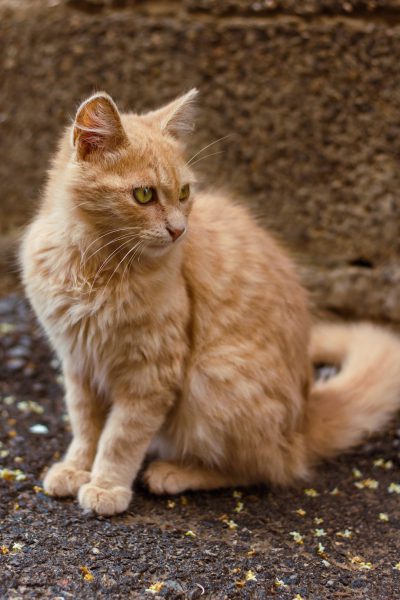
[306,322,400,460]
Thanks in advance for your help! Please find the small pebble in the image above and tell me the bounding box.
[6,358,25,371]
[29,424,49,435]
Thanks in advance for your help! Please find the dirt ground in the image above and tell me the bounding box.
[1,290,400,599]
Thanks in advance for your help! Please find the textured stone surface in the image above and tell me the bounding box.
[187,0,400,16]
[1,0,400,322]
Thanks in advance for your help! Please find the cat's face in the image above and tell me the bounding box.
[70,91,197,259]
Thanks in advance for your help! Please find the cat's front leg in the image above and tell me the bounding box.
[78,396,167,516]
[44,369,107,497]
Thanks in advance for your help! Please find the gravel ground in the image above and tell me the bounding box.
[1,293,400,599]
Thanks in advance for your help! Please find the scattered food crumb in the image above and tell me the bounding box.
[234,501,244,513]
[222,519,238,531]
[289,531,304,544]
[314,528,326,537]
[145,581,164,594]
[274,578,288,589]
[354,478,378,490]
[373,458,393,470]
[0,468,27,482]
[350,556,373,570]
[379,513,389,522]
[80,566,94,582]
[304,488,319,497]
[388,483,400,494]
[336,529,353,539]
[185,530,196,538]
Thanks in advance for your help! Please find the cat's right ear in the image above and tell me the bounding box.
[72,92,127,161]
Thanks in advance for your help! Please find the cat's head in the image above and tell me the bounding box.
[69,90,198,258]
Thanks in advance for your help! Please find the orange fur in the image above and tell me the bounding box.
[20,91,400,515]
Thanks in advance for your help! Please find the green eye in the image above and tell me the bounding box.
[179,184,190,202]
[133,187,154,204]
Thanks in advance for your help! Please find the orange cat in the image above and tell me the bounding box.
[20,90,400,515]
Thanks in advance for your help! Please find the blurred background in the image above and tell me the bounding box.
[1,0,400,324]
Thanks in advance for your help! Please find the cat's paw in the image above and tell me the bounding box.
[43,462,91,497]
[144,461,188,495]
[78,483,132,516]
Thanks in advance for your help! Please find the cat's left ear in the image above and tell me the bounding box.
[146,89,198,141]
[72,92,127,161]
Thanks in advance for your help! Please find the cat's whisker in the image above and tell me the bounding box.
[80,227,140,265]
[101,240,145,297]
[186,134,231,166]
[188,150,225,168]
[121,239,146,282]
[83,232,141,265]
[88,236,139,294]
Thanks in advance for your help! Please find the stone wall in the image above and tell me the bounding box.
[1,0,400,321]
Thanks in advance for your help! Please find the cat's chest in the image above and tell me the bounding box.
[48,278,189,394]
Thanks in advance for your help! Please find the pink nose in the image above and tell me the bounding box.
[166,226,185,242]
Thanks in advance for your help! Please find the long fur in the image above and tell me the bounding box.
[20,91,400,516]
[307,322,400,459]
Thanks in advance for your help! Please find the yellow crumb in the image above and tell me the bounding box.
[166,500,176,509]
[185,530,196,537]
[289,531,304,544]
[336,529,352,539]
[352,468,362,479]
[80,566,94,582]
[373,458,393,470]
[1,546,9,555]
[350,556,373,570]
[314,529,326,537]
[245,570,257,582]
[180,496,188,505]
[233,490,243,499]
[223,519,238,530]
[330,487,340,495]
[354,479,378,490]
[379,513,389,522]
[394,563,400,571]
[314,517,323,525]
[304,488,319,497]
[146,582,164,593]
[234,501,244,513]
[274,578,288,588]
[246,548,256,557]
[388,483,400,494]
[296,508,306,517]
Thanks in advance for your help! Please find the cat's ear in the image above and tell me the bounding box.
[72,92,127,160]
[147,89,198,140]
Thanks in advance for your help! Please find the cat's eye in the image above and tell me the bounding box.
[179,184,190,202]
[133,187,155,204]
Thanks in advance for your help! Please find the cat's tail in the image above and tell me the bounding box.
[305,322,400,461]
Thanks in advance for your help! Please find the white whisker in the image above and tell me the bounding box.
[188,150,225,168]
[186,134,231,166]
[80,227,140,265]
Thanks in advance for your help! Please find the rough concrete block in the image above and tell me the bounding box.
[1,1,399,322]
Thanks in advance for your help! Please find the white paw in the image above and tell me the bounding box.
[43,462,91,497]
[78,483,132,516]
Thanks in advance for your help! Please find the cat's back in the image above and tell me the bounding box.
[184,190,308,314]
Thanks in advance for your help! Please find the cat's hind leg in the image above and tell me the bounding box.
[143,460,238,495]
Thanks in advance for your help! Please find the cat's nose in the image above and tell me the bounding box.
[166,225,185,242]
